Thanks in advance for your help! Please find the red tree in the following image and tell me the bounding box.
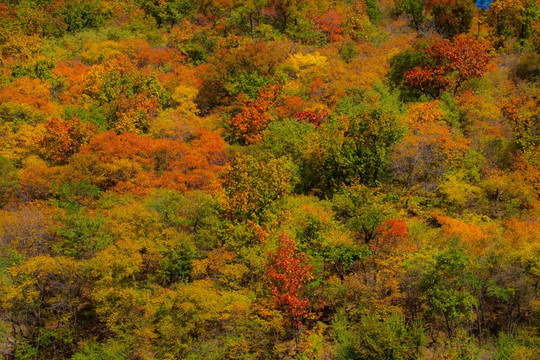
[405,35,492,97]
[293,109,329,127]
[266,233,315,328]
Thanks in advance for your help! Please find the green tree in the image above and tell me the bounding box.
[395,0,424,29]
[301,84,404,196]
[427,0,476,38]
[334,314,425,360]
[404,243,477,337]
[60,0,108,33]
[139,0,196,27]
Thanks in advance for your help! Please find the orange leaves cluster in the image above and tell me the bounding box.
[314,10,345,42]
[159,129,228,192]
[227,85,278,144]
[498,94,538,151]
[18,157,58,201]
[407,101,469,162]
[372,219,410,253]
[434,214,489,256]
[38,117,97,164]
[0,77,54,113]
[277,95,307,118]
[502,218,540,249]
[392,101,469,187]
[127,38,183,69]
[0,4,11,19]
[74,129,228,194]
[53,61,90,104]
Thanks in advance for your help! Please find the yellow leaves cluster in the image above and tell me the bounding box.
[407,100,446,124]
[84,55,134,100]
[109,280,256,358]
[278,195,353,250]
[482,167,540,216]
[458,92,504,138]
[391,101,470,188]
[0,77,57,114]
[0,31,42,62]
[1,255,82,310]
[288,51,328,72]
[171,84,199,116]
[501,219,540,313]
[223,155,294,221]
[0,123,44,163]
[0,200,60,256]
[349,43,392,88]
[80,39,123,64]
[343,264,403,316]
[168,19,197,50]
[489,0,525,19]
[439,171,483,208]
[282,51,329,100]
[193,247,249,288]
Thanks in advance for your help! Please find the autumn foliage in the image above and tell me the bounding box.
[227,85,279,144]
[0,0,539,359]
[266,233,315,328]
[405,35,492,97]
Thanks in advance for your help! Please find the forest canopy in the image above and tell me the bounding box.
[0,0,539,359]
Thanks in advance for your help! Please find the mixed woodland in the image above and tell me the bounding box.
[0,0,539,358]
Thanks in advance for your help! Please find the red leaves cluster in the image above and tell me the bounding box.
[266,233,315,328]
[405,35,492,96]
[429,35,492,79]
[404,66,450,96]
[372,219,410,253]
[293,109,329,127]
